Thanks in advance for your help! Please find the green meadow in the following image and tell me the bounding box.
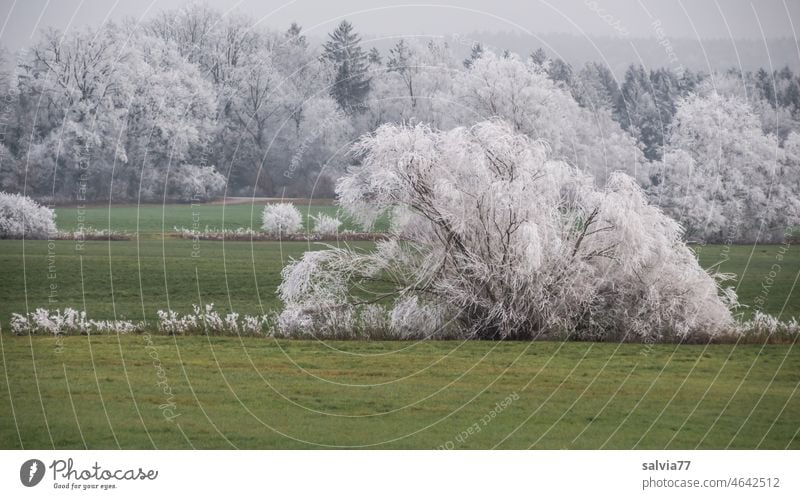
[53,202,389,238]
[1,338,797,449]
[0,203,798,449]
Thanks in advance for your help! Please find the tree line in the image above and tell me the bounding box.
[0,3,798,242]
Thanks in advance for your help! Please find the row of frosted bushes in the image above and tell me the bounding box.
[7,304,800,343]
[172,202,390,240]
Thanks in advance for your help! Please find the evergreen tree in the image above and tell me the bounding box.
[530,48,548,66]
[573,62,619,111]
[285,22,307,48]
[463,42,483,68]
[547,58,573,87]
[368,47,382,66]
[755,68,776,106]
[615,65,664,161]
[322,20,371,113]
[785,79,800,114]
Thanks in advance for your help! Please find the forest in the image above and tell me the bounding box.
[0,3,798,244]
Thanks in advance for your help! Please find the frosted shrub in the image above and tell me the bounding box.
[279,120,740,341]
[173,226,261,240]
[194,303,225,333]
[10,308,140,335]
[261,203,303,237]
[156,304,272,336]
[389,296,447,339]
[168,165,226,202]
[90,320,140,334]
[157,309,192,334]
[8,305,275,336]
[55,228,130,240]
[311,212,342,236]
[0,191,57,239]
[9,314,31,335]
[224,312,240,334]
[359,304,391,337]
[739,311,799,341]
[276,305,331,338]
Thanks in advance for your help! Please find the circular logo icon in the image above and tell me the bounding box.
[20,459,45,487]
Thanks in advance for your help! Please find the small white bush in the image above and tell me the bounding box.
[311,212,342,236]
[0,191,57,239]
[261,203,303,237]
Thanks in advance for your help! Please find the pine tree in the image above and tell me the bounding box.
[322,20,371,114]
[785,79,800,115]
[368,47,382,66]
[547,58,573,87]
[615,65,664,161]
[285,22,307,48]
[755,68,776,106]
[463,42,483,68]
[530,48,548,66]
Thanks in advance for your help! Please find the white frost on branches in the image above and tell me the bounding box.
[10,308,140,335]
[0,191,57,239]
[168,165,226,202]
[656,92,800,243]
[311,212,342,235]
[7,304,797,340]
[261,202,303,236]
[279,120,740,341]
[448,51,648,187]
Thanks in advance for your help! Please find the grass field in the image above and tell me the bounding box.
[54,202,389,238]
[0,239,796,325]
[0,203,798,449]
[1,338,798,449]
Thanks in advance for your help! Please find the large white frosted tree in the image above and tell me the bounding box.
[656,91,799,243]
[279,120,737,341]
[447,51,648,187]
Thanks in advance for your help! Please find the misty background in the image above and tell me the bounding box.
[1,0,799,75]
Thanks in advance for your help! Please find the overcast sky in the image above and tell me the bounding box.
[2,0,799,55]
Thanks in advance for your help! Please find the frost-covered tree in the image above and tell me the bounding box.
[449,51,647,187]
[279,121,737,341]
[262,202,302,236]
[573,62,620,111]
[387,39,419,108]
[119,34,217,200]
[167,165,225,202]
[656,92,799,243]
[365,39,457,129]
[18,25,132,200]
[0,191,57,239]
